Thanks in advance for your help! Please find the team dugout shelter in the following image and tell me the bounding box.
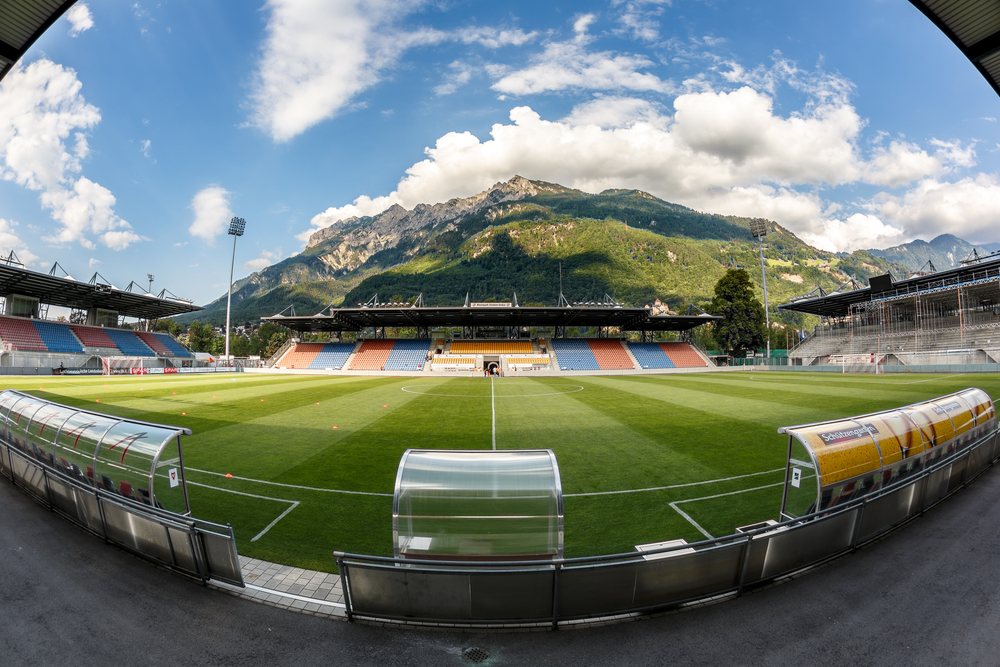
[393,449,564,562]
[778,388,996,519]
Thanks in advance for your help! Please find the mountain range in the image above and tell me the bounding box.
[176,177,989,326]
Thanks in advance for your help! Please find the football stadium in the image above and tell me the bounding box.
[5,0,1000,662]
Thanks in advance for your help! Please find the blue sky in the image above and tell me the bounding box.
[1,0,999,307]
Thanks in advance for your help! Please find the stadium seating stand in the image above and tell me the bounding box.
[102,328,156,356]
[71,325,121,350]
[384,339,430,371]
[587,339,634,370]
[550,339,600,370]
[32,320,84,353]
[0,316,48,351]
[348,339,395,370]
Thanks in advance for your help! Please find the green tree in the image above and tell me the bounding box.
[156,319,184,337]
[186,321,218,353]
[708,269,765,357]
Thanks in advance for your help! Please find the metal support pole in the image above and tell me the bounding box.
[225,233,237,361]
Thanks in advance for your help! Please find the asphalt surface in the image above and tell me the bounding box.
[2,466,999,667]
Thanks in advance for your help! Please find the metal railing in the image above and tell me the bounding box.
[0,441,243,587]
[333,426,998,627]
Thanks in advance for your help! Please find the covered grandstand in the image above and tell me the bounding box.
[780,253,1000,368]
[0,257,201,372]
[265,300,717,374]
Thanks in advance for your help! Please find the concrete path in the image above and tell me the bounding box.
[2,464,999,666]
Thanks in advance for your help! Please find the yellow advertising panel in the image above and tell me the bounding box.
[792,420,882,487]
[931,396,975,439]
[910,402,956,446]
[862,415,906,465]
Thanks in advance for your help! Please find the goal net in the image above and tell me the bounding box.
[102,356,149,376]
[829,354,884,374]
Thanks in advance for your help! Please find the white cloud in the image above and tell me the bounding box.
[0,60,139,250]
[435,61,473,97]
[489,18,673,96]
[250,1,540,141]
[304,193,402,242]
[140,139,151,157]
[458,27,538,49]
[563,96,665,129]
[89,258,100,268]
[188,185,233,243]
[66,4,94,36]
[873,175,1000,245]
[243,248,284,272]
[0,219,39,266]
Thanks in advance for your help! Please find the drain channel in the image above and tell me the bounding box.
[462,647,491,664]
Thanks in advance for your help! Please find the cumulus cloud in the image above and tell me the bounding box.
[873,175,1000,245]
[244,248,284,272]
[0,219,39,266]
[250,0,536,141]
[89,258,100,267]
[188,185,233,243]
[0,60,140,250]
[563,96,666,128]
[66,4,94,36]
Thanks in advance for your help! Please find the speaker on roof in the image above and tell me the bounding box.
[869,273,893,293]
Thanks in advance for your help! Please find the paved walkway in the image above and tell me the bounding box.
[212,556,347,619]
[4,466,1000,665]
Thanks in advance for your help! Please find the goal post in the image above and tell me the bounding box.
[101,356,148,376]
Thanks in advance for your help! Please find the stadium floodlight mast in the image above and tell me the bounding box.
[225,217,246,363]
[749,219,771,361]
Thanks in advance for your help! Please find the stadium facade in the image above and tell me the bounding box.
[781,253,1000,368]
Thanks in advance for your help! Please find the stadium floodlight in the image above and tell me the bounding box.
[749,220,770,361]
[225,217,247,364]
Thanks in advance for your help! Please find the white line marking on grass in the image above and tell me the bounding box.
[900,374,967,385]
[186,468,392,497]
[668,481,785,540]
[668,503,713,540]
[186,480,300,541]
[491,377,496,450]
[564,468,784,497]
[401,385,584,398]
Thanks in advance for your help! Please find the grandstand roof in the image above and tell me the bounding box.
[263,305,718,334]
[778,254,1000,317]
[0,261,202,319]
[909,0,1000,98]
[0,0,79,82]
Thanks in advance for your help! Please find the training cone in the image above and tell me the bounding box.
[182,412,187,416]
[225,473,233,478]
[332,425,338,430]
[383,404,388,408]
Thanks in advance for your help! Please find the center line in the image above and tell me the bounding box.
[491,376,496,450]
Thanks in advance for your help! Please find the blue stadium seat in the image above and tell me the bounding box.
[307,343,355,370]
[383,339,430,371]
[551,339,600,370]
[32,320,84,353]
[628,343,676,369]
[102,328,155,356]
[151,332,192,357]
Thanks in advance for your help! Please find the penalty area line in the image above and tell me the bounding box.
[668,481,785,540]
[564,467,784,497]
[186,467,391,497]
[186,480,300,542]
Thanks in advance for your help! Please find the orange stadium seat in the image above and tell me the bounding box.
[587,339,634,370]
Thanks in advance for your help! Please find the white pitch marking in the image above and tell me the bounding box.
[668,481,785,539]
[491,377,496,451]
[564,467,785,497]
[400,384,584,398]
[186,468,392,497]
[185,479,300,541]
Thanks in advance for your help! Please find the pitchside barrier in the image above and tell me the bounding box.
[333,391,1000,627]
[0,390,243,587]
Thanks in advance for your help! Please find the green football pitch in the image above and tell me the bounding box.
[6,371,999,572]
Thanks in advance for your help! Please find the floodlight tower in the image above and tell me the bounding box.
[749,219,770,361]
[225,217,246,362]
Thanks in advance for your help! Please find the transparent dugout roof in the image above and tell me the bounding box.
[0,389,193,515]
[393,449,564,561]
